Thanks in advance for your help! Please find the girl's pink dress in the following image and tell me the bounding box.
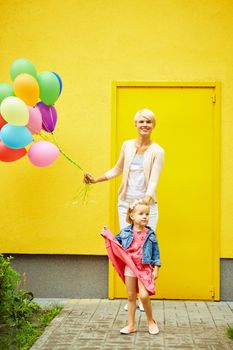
[101,227,155,295]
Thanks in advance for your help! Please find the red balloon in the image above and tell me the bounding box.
[0,140,27,162]
[0,114,7,129]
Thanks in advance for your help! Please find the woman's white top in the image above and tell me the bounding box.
[126,154,146,201]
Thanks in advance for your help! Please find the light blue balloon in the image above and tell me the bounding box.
[1,124,33,149]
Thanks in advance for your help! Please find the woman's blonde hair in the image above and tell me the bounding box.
[126,199,150,224]
[134,109,156,125]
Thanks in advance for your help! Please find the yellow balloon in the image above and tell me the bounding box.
[0,96,29,126]
[13,73,39,106]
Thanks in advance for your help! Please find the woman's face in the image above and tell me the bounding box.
[135,116,155,137]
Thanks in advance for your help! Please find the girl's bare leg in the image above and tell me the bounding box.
[125,276,137,330]
[137,279,154,325]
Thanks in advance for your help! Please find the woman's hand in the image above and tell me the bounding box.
[83,173,96,184]
[152,266,159,280]
[143,195,152,205]
[83,173,108,184]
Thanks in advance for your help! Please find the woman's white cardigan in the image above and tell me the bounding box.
[104,139,164,202]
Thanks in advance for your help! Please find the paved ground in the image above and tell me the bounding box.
[31,299,233,350]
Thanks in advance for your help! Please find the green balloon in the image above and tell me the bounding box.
[37,71,60,106]
[0,83,14,104]
[10,58,37,81]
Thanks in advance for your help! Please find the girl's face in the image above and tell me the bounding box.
[131,204,150,228]
[135,117,154,137]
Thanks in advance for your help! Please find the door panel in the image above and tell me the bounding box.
[110,83,220,300]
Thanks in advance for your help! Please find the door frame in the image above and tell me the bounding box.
[108,82,221,300]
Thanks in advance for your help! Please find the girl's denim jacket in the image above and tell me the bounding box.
[115,225,161,267]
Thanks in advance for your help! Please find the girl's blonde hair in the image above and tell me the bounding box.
[134,109,156,125]
[126,199,150,224]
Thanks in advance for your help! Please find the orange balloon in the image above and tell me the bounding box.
[13,73,39,106]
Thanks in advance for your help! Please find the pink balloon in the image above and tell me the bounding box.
[27,106,42,134]
[28,141,59,167]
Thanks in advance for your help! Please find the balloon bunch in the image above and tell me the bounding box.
[0,58,90,203]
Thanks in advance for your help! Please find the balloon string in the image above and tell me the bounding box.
[50,132,84,172]
[50,133,91,204]
[38,130,84,172]
[37,111,83,171]
[40,107,54,133]
[49,107,56,131]
[38,129,91,204]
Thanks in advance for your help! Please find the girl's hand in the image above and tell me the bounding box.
[152,266,159,280]
[84,173,96,184]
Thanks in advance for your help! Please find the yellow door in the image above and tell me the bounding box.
[109,82,220,300]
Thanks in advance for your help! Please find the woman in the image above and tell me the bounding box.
[84,108,164,309]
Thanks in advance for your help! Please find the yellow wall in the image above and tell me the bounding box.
[0,0,232,257]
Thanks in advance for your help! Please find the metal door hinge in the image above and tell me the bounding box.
[211,93,216,103]
[210,286,215,298]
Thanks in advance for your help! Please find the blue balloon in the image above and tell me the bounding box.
[1,124,33,149]
[52,72,62,96]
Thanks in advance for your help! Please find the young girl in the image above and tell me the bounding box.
[115,199,161,335]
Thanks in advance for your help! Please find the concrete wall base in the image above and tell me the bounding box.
[7,255,233,300]
[9,254,108,298]
[220,258,233,301]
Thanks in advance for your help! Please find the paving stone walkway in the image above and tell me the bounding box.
[31,299,233,350]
